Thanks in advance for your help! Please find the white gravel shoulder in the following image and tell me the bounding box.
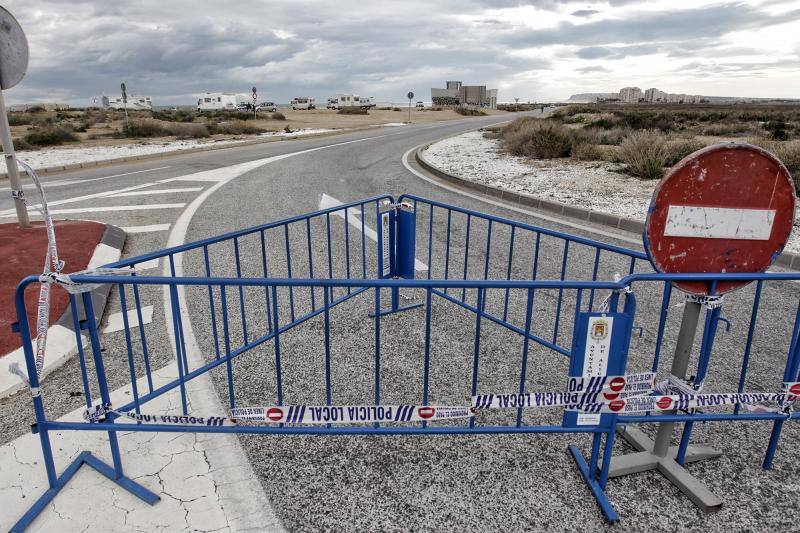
[3,128,336,173]
[423,130,800,254]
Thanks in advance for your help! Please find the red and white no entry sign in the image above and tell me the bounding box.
[645,143,796,295]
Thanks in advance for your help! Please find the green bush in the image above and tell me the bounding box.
[5,137,33,151]
[337,107,368,115]
[22,126,79,147]
[26,105,46,113]
[271,112,286,121]
[619,130,670,179]
[392,107,401,111]
[502,118,574,158]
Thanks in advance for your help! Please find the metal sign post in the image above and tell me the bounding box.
[0,6,30,228]
[407,91,414,123]
[252,86,257,119]
[608,143,797,512]
[120,82,129,129]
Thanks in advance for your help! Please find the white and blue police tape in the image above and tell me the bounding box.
[568,391,799,415]
[474,372,657,409]
[231,404,475,424]
[82,403,237,427]
[566,371,656,398]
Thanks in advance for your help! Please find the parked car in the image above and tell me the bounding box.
[416,101,425,109]
[256,102,277,112]
[236,102,254,112]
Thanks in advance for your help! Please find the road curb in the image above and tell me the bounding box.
[0,224,126,399]
[414,142,800,270]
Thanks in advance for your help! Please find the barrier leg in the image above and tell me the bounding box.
[568,434,619,523]
[607,300,723,512]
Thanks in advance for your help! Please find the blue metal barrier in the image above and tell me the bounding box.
[9,194,800,530]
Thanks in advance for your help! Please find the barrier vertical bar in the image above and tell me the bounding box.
[360,203,367,278]
[306,218,316,311]
[735,280,763,415]
[15,285,58,489]
[202,245,221,360]
[553,241,570,345]
[220,285,235,409]
[461,214,471,302]
[650,283,673,373]
[68,294,92,406]
[323,286,332,406]
[168,254,190,381]
[271,285,284,406]
[444,210,452,294]
[344,207,352,293]
[326,212,333,298]
[131,277,154,392]
[422,287,433,429]
[587,249,601,312]
[284,224,296,322]
[516,288,535,427]
[502,226,515,322]
[763,296,800,468]
[427,204,434,280]
[118,285,141,414]
[168,284,189,415]
[259,230,273,333]
[374,280,382,428]
[82,292,124,478]
[233,237,249,345]
[469,288,485,430]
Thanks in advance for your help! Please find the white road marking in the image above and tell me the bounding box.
[401,145,643,247]
[107,187,202,198]
[102,306,154,333]
[159,175,228,183]
[0,166,172,191]
[665,206,775,240]
[319,193,428,271]
[0,181,166,215]
[121,224,171,234]
[2,203,186,217]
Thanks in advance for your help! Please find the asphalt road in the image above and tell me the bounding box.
[2,112,799,532]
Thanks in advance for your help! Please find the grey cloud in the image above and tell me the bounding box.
[576,44,660,60]
[575,66,610,73]
[571,10,600,17]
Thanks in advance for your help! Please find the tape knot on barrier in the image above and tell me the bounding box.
[686,294,725,309]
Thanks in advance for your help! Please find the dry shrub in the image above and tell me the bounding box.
[571,142,605,161]
[502,118,574,158]
[665,138,706,166]
[167,122,209,139]
[619,130,670,179]
[271,112,286,121]
[22,126,79,147]
[456,107,487,116]
[210,120,266,135]
[750,138,800,186]
[122,119,165,137]
[580,126,630,145]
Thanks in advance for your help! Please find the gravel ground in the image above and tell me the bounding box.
[181,173,800,532]
[2,128,335,173]
[423,130,800,254]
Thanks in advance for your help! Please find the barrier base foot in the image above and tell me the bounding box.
[370,302,424,318]
[10,450,160,532]
[568,444,619,523]
[607,426,723,512]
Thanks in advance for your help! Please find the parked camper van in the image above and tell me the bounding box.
[291,97,315,110]
[327,94,375,110]
[197,93,250,112]
[102,95,153,111]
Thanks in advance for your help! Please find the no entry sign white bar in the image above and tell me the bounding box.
[664,206,775,240]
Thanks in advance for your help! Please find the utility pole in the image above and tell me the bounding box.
[121,82,129,130]
[0,6,31,228]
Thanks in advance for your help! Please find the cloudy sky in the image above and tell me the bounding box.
[5,0,800,106]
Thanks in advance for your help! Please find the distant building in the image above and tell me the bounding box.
[644,88,666,102]
[102,95,153,110]
[431,80,498,109]
[619,87,643,103]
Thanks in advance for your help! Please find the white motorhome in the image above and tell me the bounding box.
[327,94,375,110]
[291,97,315,110]
[102,95,152,110]
[197,93,250,111]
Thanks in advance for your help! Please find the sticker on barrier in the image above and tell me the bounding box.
[231,404,475,424]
